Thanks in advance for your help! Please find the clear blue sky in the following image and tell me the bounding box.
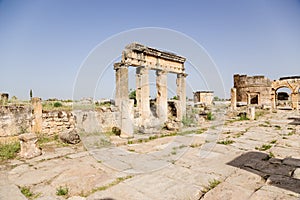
[0,0,299,100]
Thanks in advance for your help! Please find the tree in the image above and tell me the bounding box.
[29,89,33,99]
[129,89,137,105]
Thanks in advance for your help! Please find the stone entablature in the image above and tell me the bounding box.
[120,43,186,74]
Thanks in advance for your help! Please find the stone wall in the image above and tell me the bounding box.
[73,107,120,134]
[42,111,76,135]
[0,103,121,142]
[0,105,32,138]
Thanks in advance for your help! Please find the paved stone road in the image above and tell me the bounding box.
[0,108,300,200]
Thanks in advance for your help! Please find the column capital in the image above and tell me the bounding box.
[156,69,168,76]
[114,62,128,70]
[177,73,188,78]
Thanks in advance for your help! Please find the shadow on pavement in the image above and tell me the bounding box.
[288,117,300,125]
[227,151,300,194]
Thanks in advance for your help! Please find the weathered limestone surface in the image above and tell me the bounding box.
[32,97,43,134]
[42,111,76,135]
[73,108,120,134]
[138,67,150,120]
[176,73,187,120]
[120,100,133,138]
[0,105,31,138]
[123,43,186,74]
[291,92,299,110]
[59,129,81,144]
[248,107,255,120]
[18,133,41,158]
[156,70,168,122]
[194,91,214,106]
[231,88,237,110]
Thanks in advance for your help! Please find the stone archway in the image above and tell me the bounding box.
[272,77,300,110]
[275,87,292,109]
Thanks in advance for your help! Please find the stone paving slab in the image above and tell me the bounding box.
[1,109,300,199]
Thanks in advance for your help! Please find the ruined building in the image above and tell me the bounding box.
[231,74,300,110]
[114,43,187,137]
[193,91,214,106]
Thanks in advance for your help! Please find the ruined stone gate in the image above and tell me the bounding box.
[114,43,187,137]
[231,74,300,110]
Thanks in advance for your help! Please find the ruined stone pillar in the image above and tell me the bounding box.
[248,107,255,120]
[271,91,276,109]
[120,99,133,138]
[231,88,237,110]
[136,67,142,112]
[31,97,42,134]
[114,66,121,107]
[136,67,150,120]
[156,70,168,122]
[291,92,299,110]
[176,73,187,120]
[247,93,251,105]
[19,133,42,158]
[119,66,129,102]
[118,65,134,137]
[114,63,128,107]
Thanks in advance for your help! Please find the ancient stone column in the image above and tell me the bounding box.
[271,90,276,109]
[247,93,251,105]
[156,70,168,122]
[136,67,142,112]
[231,88,237,110]
[291,92,299,110]
[31,97,42,134]
[114,65,121,107]
[119,66,129,102]
[176,73,187,120]
[117,65,134,137]
[136,67,150,120]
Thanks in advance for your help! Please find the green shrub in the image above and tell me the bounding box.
[270,140,277,144]
[20,187,33,198]
[202,179,221,193]
[207,112,214,120]
[56,186,68,196]
[255,144,272,151]
[171,96,178,100]
[239,114,249,121]
[217,140,234,145]
[182,116,194,126]
[112,127,121,136]
[0,142,20,161]
[53,102,63,107]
